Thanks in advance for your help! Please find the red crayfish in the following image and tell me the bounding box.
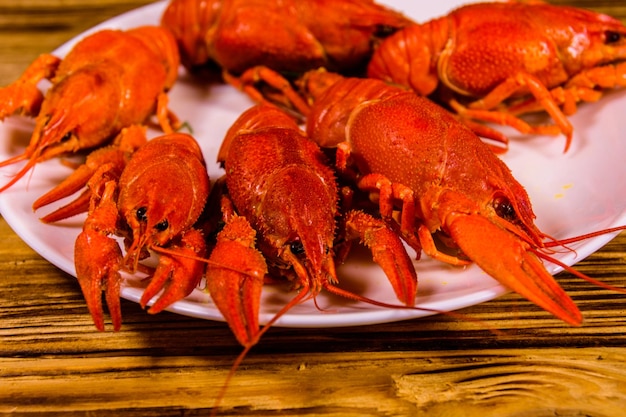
[210,102,418,347]
[160,0,411,105]
[0,26,180,192]
[35,128,211,331]
[245,68,626,326]
[367,1,626,151]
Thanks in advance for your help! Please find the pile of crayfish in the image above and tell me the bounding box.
[1,0,626,407]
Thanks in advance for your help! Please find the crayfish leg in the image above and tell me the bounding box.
[223,66,311,116]
[457,72,574,151]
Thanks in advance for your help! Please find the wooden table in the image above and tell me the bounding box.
[1,1,625,416]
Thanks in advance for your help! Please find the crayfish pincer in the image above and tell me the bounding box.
[210,103,418,348]
[73,132,210,331]
[0,26,180,192]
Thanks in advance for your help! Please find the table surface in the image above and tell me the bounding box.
[1,1,626,416]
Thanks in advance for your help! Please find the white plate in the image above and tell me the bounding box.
[1,1,625,328]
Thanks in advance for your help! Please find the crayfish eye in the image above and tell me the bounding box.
[60,132,72,142]
[289,240,305,256]
[154,219,169,232]
[605,30,622,44]
[374,24,400,38]
[493,196,517,221]
[136,207,148,222]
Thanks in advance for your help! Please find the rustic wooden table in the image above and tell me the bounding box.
[1,1,625,416]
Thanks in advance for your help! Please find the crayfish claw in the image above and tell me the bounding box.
[0,82,44,120]
[33,125,147,222]
[446,211,583,326]
[344,210,418,307]
[0,54,60,120]
[37,189,92,224]
[74,230,124,331]
[73,179,125,331]
[206,215,267,347]
[140,229,208,314]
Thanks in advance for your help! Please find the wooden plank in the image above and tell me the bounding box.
[2,349,626,415]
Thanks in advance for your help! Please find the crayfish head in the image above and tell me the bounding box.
[118,201,170,272]
[280,232,337,298]
[582,21,626,67]
[33,66,122,160]
[118,171,207,270]
[116,135,210,271]
[546,6,626,71]
[0,67,121,193]
[260,167,339,295]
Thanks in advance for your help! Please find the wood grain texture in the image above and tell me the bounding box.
[1,1,626,416]
[3,349,626,416]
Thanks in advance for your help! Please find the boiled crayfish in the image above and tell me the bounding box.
[161,0,411,72]
[367,1,626,151]
[160,0,411,110]
[51,130,211,331]
[212,102,418,348]
[0,26,180,192]
[246,68,626,326]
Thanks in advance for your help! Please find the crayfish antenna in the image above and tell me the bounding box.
[321,281,507,336]
[536,225,626,293]
[542,226,626,248]
[209,286,312,417]
[533,249,626,294]
[0,153,38,193]
[208,252,510,415]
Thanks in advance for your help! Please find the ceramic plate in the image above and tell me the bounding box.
[1,0,625,328]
